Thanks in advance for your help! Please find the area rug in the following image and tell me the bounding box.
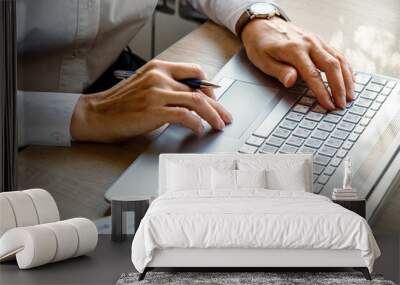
[116,271,395,285]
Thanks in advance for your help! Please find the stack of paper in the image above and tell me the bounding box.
[332,188,358,200]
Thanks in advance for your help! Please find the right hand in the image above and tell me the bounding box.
[70,60,232,143]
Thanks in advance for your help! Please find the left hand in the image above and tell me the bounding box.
[241,17,354,110]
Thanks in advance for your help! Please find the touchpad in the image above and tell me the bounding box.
[218,80,279,139]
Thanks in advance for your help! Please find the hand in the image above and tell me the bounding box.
[70,60,232,143]
[242,17,354,110]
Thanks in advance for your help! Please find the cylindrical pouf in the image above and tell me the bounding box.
[23,189,59,224]
[0,196,17,237]
[42,220,79,262]
[65,218,98,257]
[0,218,98,269]
[0,192,39,227]
[0,226,57,269]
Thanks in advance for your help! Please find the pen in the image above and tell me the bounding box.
[113,70,220,89]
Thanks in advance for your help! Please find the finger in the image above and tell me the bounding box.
[255,53,298,88]
[310,45,347,109]
[158,106,204,136]
[161,61,216,99]
[161,90,226,130]
[204,93,233,124]
[319,42,354,101]
[291,51,335,110]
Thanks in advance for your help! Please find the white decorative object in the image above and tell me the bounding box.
[343,157,353,190]
[0,189,98,269]
[332,157,358,200]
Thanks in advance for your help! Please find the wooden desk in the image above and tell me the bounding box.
[17,0,400,227]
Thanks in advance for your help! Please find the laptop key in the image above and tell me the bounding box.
[330,157,342,167]
[319,145,337,157]
[318,122,335,132]
[313,164,325,175]
[370,102,381,111]
[299,146,317,155]
[361,90,378,100]
[273,128,291,139]
[324,114,341,124]
[336,149,348,159]
[298,96,316,106]
[348,133,359,142]
[293,104,310,114]
[299,120,317,130]
[246,136,265,147]
[286,112,304,122]
[381,87,392,96]
[306,111,324,122]
[293,127,311,139]
[239,144,258,154]
[346,101,354,108]
[324,166,336,176]
[365,110,376,119]
[349,106,367,116]
[318,175,330,185]
[314,183,324,194]
[311,129,330,140]
[280,144,298,154]
[360,118,371,126]
[259,144,278,154]
[342,141,353,150]
[331,129,349,140]
[338,121,355,132]
[354,83,364,92]
[265,136,285,147]
[343,113,362,124]
[315,155,331,166]
[354,98,372,109]
[331,108,347,116]
[355,73,371,85]
[312,105,327,114]
[279,119,297,130]
[366,82,383,93]
[286,136,305,147]
[371,76,387,85]
[375,95,387,104]
[325,137,343,148]
[353,125,365,134]
[305,137,323,149]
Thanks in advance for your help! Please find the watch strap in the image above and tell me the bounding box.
[235,3,290,41]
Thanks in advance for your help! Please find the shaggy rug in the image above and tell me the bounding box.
[116,271,395,285]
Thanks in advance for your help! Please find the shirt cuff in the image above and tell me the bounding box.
[17,91,81,147]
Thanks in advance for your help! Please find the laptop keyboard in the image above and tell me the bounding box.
[238,73,398,193]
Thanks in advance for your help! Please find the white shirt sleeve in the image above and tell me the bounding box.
[17,91,81,147]
[186,0,275,36]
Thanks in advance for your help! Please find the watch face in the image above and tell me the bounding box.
[249,3,276,16]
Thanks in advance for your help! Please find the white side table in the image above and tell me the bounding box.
[111,195,154,242]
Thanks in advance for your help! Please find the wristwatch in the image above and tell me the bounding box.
[235,3,290,40]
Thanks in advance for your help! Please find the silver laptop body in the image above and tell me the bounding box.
[105,50,400,220]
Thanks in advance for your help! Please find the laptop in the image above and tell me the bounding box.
[105,49,400,220]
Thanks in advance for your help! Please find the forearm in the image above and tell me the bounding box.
[17,91,81,147]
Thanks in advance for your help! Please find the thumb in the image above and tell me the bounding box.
[259,56,298,88]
